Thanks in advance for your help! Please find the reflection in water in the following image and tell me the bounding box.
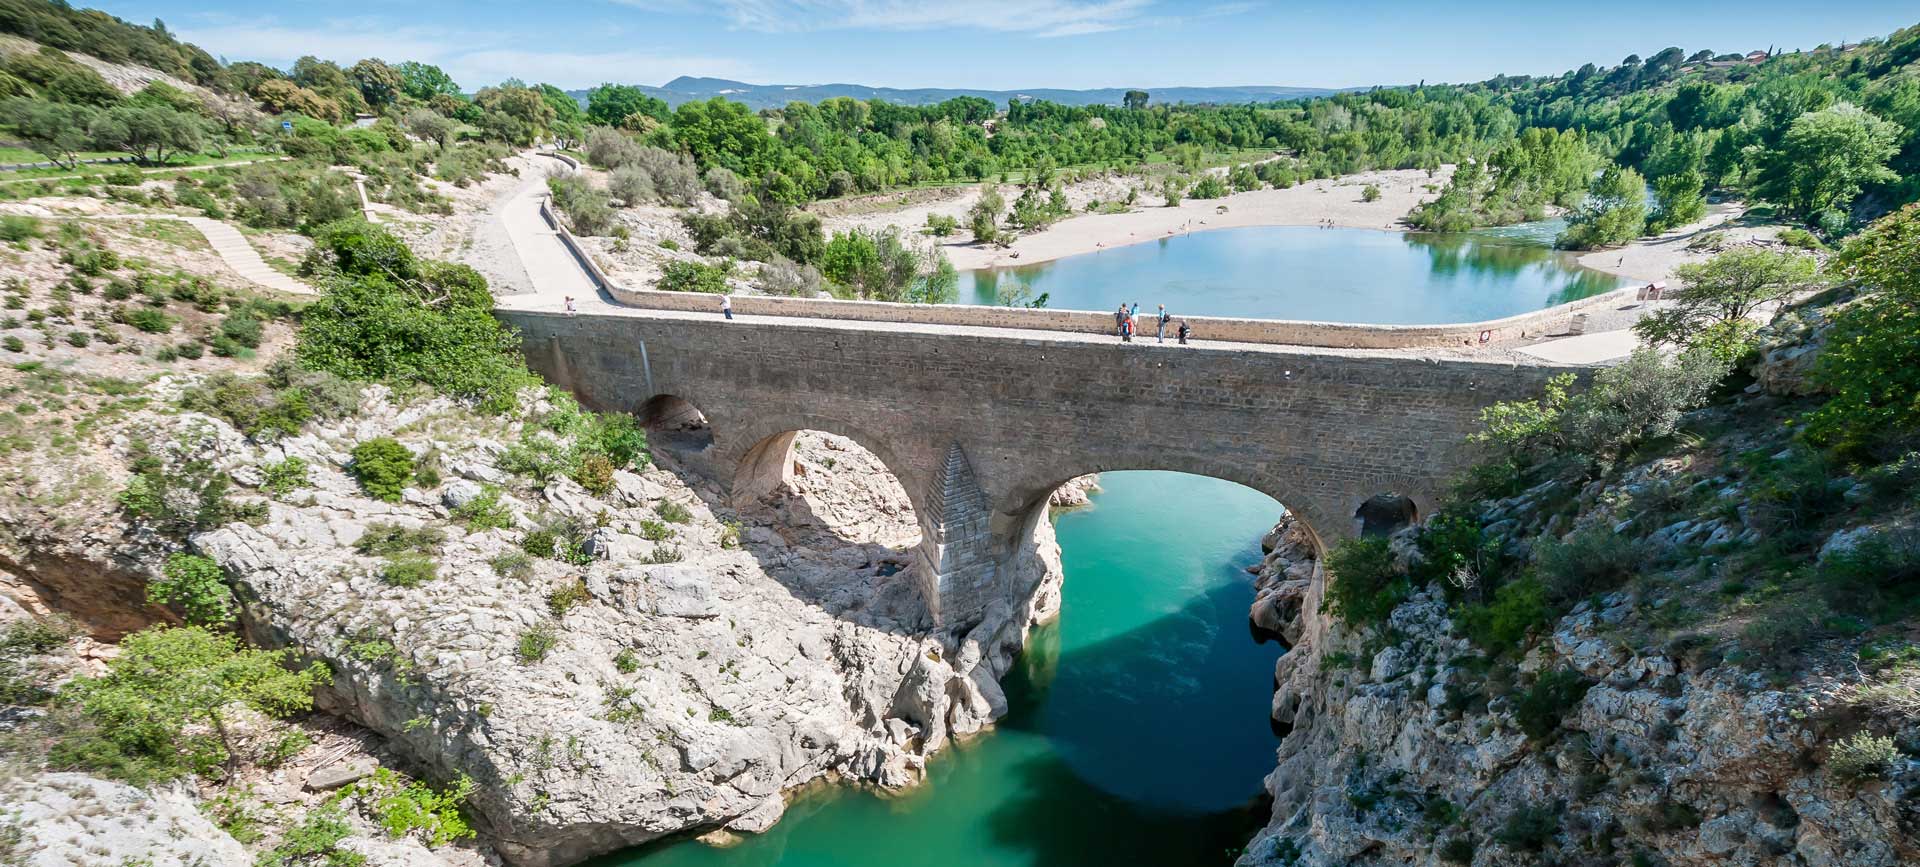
[965,225,1623,324]
[605,473,1284,867]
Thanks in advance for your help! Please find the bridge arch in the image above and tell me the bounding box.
[636,393,715,452]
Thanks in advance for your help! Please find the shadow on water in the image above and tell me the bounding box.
[595,579,1280,867]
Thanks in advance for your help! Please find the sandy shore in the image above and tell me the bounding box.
[1574,200,1783,284]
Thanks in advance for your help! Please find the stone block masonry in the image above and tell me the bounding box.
[498,307,1577,631]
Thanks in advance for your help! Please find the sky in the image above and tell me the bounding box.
[90,1,1920,93]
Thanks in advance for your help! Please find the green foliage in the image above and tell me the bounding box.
[123,306,174,334]
[547,175,614,235]
[452,485,514,531]
[1648,169,1707,232]
[354,768,476,846]
[1805,205,1920,455]
[149,553,233,626]
[180,373,319,439]
[516,621,559,663]
[1360,184,1382,202]
[1817,530,1920,618]
[118,436,254,537]
[573,452,616,496]
[1457,577,1553,653]
[819,226,952,302]
[1557,165,1646,249]
[547,579,591,617]
[1513,669,1593,741]
[1752,103,1902,221]
[1411,508,1506,595]
[0,615,79,706]
[1473,349,1730,469]
[1827,731,1901,781]
[256,805,367,867]
[657,500,693,524]
[0,215,40,243]
[261,457,310,496]
[295,220,536,411]
[613,648,640,673]
[349,437,415,502]
[489,551,534,581]
[657,259,733,294]
[1322,536,1407,628]
[1533,526,1641,605]
[51,626,325,784]
[1634,248,1818,360]
[1494,804,1561,852]
[376,554,438,588]
[354,522,445,558]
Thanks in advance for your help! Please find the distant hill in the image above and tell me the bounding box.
[564,76,1343,111]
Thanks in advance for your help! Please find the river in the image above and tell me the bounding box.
[606,225,1617,866]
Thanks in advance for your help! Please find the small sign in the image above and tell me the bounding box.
[1478,330,1492,344]
[281,120,293,131]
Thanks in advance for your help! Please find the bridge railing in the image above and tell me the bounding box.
[532,153,1636,351]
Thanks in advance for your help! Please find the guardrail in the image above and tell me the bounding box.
[529,151,1635,351]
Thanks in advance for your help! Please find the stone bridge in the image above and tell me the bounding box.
[498,305,1580,632]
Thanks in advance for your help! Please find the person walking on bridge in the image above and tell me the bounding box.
[1114,304,1128,338]
[1177,320,1191,345]
[721,294,733,320]
[1156,304,1171,343]
[1121,310,1135,343]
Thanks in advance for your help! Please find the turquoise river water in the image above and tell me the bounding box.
[607,226,1621,866]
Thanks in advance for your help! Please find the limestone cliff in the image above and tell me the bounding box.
[1236,314,1920,867]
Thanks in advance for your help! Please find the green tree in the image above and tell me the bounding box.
[1557,165,1646,249]
[1648,169,1707,232]
[2,98,96,168]
[54,626,326,781]
[148,553,234,626]
[587,83,668,128]
[1753,102,1903,221]
[1123,90,1150,110]
[349,58,403,109]
[1805,204,1920,455]
[396,61,461,101]
[1633,248,1818,359]
[350,436,415,502]
[968,185,1004,244]
[88,103,206,164]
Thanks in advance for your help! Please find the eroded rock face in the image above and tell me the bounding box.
[161,395,1062,867]
[1236,515,1920,867]
[4,773,251,867]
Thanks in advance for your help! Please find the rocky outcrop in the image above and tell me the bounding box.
[3,773,251,867]
[1049,474,1102,509]
[145,389,1064,866]
[1236,487,1920,867]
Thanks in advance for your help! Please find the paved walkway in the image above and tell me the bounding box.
[495,153,601,311]
[16,212,315,295]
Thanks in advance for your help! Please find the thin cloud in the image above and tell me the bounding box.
[169,17,756,89]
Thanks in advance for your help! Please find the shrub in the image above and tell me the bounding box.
[1827,731,1901,781]
[350,437,415,502]
[295,220,536,411]
[354,522,446,556]
[658,259,733,294]
[657,500,693,524]
[755,255,823,297]
[516,621,559,663]
[1513,668,1593,741]
[64,330,88,348]
[1438,836,1475,865]
[0,215,41,243]
[148,553,233,626]
[354,768,476,847]
[50,627,326,784]
[573,452,615,495]
[379,554,438,588]
[0,615,80,706]
[1321,536,1407,628]
[452,485,514,531]
[613,648,640,673]
[1361,184,1382,202]
[1533,526,1640,605]
[123,307,173,334]
[1494,804,1560,852]
[489,551,534,581]
[547,175,614,235]
[180,374,316,439]
[1458,577,1553,653]
[3,336,22,352]
[118,438,252,536]
[1817,530,1920,617]
[547,579,591,617]
[261,457,310,495]
[256,805,363,867]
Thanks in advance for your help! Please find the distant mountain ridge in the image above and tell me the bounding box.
[565,76,1344,110]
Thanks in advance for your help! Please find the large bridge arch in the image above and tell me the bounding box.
[503,309,1578,632]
